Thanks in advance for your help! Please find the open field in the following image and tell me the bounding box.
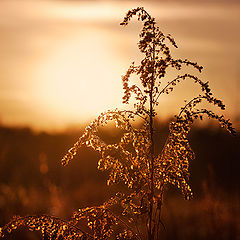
[0,123,239,239]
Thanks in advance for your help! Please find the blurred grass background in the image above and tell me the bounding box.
[0,121,239,239]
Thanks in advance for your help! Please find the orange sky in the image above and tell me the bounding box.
[0,0,239,131]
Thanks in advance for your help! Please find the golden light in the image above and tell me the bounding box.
[36,28,123,126]
[0,0,238,131]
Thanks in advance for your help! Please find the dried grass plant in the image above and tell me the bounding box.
[0,7,235,240]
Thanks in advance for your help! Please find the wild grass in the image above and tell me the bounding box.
[0,7,237,240]
[0,125,238,239]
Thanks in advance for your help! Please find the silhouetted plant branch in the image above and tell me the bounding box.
[0,7,235,240]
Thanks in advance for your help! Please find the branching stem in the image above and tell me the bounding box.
[148,19,156,240]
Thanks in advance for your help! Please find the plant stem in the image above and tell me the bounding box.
[148,20,156,240]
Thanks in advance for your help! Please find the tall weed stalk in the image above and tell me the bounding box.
[0,7,235,240]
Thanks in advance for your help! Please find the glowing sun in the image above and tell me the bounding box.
[36,29,122,124]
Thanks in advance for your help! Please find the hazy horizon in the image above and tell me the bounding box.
[0,0,239,131]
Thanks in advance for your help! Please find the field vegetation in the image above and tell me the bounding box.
[0,123,239,239]
[0,7,239,240]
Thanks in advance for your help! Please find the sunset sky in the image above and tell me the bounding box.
[0,0,239,131]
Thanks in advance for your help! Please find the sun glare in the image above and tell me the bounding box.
[36,29,123,125]
[0,0,238,130]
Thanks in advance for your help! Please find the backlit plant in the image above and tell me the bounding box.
[0,7,235,240]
